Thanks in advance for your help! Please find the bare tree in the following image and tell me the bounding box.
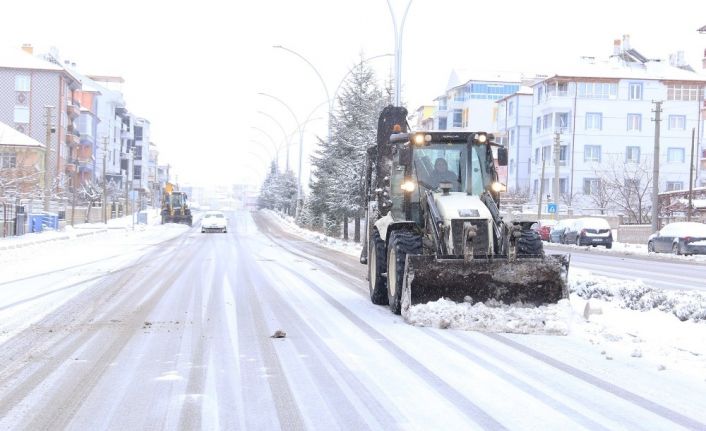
[595,154,652,223]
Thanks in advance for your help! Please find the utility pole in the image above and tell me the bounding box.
[124,151,130,218]
[102,137,108,223]
[537,157,546,220]
[553,130,561,220]
[688,127,695,221]
[43,106,54,211]
[651,101,662,233]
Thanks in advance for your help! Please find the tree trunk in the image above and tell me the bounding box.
[354,210,361,242]
[85,201,93,224]
[343,213,349,241]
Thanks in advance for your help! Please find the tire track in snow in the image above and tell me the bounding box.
[270,262,507,430]
[242,248,400,429]
[0,233,205,429]
[484,333,706,431]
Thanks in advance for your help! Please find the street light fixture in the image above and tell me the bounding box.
[256,111,291,171]
[250,126,284,170]
[385,0,414,106]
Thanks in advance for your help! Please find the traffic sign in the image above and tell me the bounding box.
[547,203,557,214]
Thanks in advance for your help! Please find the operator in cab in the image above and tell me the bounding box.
[429,158,460,190]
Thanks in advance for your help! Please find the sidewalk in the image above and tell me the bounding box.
[0,209,161,252]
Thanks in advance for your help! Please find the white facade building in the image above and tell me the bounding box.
[496,88,534,193]
[527,39,706,220]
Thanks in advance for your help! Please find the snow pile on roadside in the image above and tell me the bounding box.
[570,269,706,322]
[404,298,574,335]
[261,209,363,257]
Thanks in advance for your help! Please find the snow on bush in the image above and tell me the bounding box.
[569,271,706,322]
[404,298,573,335]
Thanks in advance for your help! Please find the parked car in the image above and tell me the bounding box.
[201,210,228,233]
[549,218,575,244]
[647,222,706,255]
[564,217,613,248]
[531,219,558,241]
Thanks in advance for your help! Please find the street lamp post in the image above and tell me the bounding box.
[273,45,332,142]
[257,111,291,172]
[385,0,414,106]
[250,127,283,170]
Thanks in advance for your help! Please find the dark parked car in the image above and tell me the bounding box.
[647,222,706,255]
[564,217,613,248]
[531,219,557,241]
[549,218,575,244]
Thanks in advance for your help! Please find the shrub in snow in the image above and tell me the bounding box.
[570,278,616,300]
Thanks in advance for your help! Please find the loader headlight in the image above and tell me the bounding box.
[401,180,416,192]
[474,133,487,143]
[490,182,506,192]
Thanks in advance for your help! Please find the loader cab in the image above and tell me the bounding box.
[388,131,502,221]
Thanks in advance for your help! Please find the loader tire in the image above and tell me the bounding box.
[368,229,389,305]
[516,229,544,257]
[387,230,422,315]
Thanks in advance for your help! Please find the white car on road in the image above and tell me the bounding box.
[200,211,228,233]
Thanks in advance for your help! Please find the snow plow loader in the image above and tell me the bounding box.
[361,106,569,315]
[161,182,192,226]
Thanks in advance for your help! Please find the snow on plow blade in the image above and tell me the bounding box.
[401,254,569,314]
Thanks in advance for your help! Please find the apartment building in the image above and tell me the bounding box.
[0,45,82,200]
[527,37,706,217]
[495,87,534,193]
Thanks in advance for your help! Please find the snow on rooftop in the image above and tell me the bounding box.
[542,55,706,83]
[0,47,63,71]
[0,121,45,148]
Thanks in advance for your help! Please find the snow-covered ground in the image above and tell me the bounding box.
[260,209,363,258]
[0,210,191,343]
[261,209,706,382]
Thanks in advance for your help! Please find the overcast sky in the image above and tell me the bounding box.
[1,0,704,188]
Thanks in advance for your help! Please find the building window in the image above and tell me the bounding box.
[585,112,602,130]
[667,147,685,163]
[537,86,544,104]
[509,101,514,116]
[542,145,551,161]
[666,84,703,101]
[133,165,142,179]
[536,117,541,134]
[668,115,686,130]
[577,82,617,99]
[438,99,447,111]
[556,112,570,129]
[559,178,568,193]
[462,108,469,128]
[627,113,641,131]
[452,110,463,128]
[13,106,29,124]
[542,114,553,130]
[584,145,601,162]
[666,181,683,191]
[0,152,17,169]
[533,179,538,194]
[15,75,31,92]
[559,145,568,165]
[535,148,540,164]
[583,178,601,195]
[438,117,447,129]
[628,82,643,100]
[625,146,640,163]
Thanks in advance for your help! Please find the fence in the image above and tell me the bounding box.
[1,203,27,238]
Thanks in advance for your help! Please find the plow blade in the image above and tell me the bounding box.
[401,254,569,314]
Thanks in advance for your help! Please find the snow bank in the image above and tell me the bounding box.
[570,269,706,322]
[260,209,363,257]
[405,298,574,335]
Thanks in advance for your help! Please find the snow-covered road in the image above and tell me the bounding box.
[0,210,704,430]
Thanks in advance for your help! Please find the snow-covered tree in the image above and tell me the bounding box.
[307,56,387,241]
[258,162,297,214]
